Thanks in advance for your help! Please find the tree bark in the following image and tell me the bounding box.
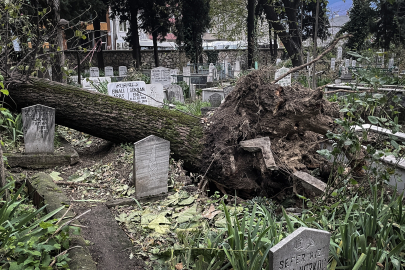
[129,6,141,68]
[93,17,105,70]
[247,0,256,69]
[261,3,303,66]
[152,32,159,67]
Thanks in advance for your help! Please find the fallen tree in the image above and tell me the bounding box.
[6,71,340,198]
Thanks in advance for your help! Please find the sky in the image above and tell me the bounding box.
[328,0,353,16]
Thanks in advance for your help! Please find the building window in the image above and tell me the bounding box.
[119,22,127,32]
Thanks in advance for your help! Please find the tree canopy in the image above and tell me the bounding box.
[341,0,405,50]
[173,0,211,65]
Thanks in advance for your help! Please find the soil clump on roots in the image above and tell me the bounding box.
[202,70,340,199]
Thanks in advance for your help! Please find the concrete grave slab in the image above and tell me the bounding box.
[269,227,330,270]
[240,137,278,170]
[293,171,326,196]
[202,87,224,103]
[22,104,55,154]
[82,77,111,91]
[133,135,170,198]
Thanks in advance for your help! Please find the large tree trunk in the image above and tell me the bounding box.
[152,32,159,67]
[129,6,141,68]
[247,0,256,69]
[93,17,105,70]
[262,4,303,66]
[7,72,339,198]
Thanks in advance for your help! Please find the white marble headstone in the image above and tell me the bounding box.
[145,84,165,107]
[90,67,99,77]
[134,135,169,198]
[275,67,291,87]
[107,81,147,105]
[183,66,191,77]
[151,67,171,85]
[337,47,342,60]
[170,69,178,84]
[330,58,336,71]
[105,66,114,77]
[82,77,111,91]
[389,58,394,69]
[22,104,55,154]
[351,60,356,67]
[119,66,127,77]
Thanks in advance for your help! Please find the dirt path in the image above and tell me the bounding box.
[75,205,145,270]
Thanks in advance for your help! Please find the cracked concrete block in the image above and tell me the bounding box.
[240,137,278,170]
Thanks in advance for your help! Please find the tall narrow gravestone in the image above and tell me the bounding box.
[134,135,170,198]
[22,104,55,153]
[105,66,114,77]
[119,66,127,77]
[269,227,330,270]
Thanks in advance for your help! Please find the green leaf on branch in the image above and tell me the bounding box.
[368,116,378,124]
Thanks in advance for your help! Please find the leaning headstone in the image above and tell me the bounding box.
[170,69,178,84]
[108,81,148,105]
[90,67,99,77]
[165,85,184,103]
[145,84,165,107]
[275,67,291,87]
[337,47,342,60]
[209,93,222,107]
[105,66,114,77]
[330,58,336,71]
[151,67,171,85]
[223,86,234,98]
[22,104,55,154]
[134,135,170,198]
[119,66,127,77]
[269,227,330,270]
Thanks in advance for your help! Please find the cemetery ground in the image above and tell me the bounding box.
[3,67,405,269]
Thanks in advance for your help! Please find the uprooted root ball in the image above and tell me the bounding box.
[202,69,340,198]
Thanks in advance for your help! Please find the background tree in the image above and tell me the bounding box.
[139,0,174,67]
[341,0,405,51]
[60,0,110,70]
[174,0,211,66]
[211,0,330,67]
[109,0,143,68]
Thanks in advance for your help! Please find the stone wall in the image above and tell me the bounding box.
[65,48,284,71]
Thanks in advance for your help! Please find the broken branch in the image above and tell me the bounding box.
[272,34,352,84]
